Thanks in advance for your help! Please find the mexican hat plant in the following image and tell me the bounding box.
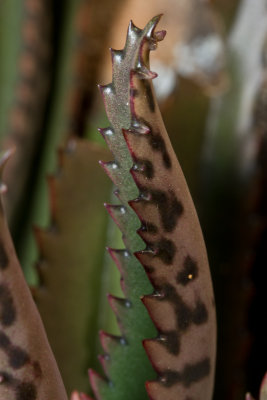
[0,11,266,400]
[89,14,216,400]
[0,15,217,400]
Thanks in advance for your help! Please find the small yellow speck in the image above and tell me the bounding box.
[188,274,193,280]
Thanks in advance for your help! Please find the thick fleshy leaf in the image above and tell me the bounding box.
[34,139,112,395]
[0,150,67,399]
[91,15,216,400]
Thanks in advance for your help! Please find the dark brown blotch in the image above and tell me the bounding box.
[149,189,183,232]
[0,331,30,369]
[0,240,8,270]
[140,221,158,234]
[9,346,30,369]
[159,330,180,355]
[152,238,176,265]
[158,284,208,331]
[0,284,16,326]
[176,256,199,286]
[143,79,155,112]
[0,371,37,400]
[143,265,155,274]
[133,158,154,179]
[181,358,211,387]
[148,132,172,169]
[130,88,139,98]
[133,117,172,169]
[15,381,37,400]
[160,358,211,388]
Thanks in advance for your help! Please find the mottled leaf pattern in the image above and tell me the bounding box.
[91,15,216,400]
[0,150,67,399]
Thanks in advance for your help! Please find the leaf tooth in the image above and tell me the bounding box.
[110,48,124,65]
[98,127,114,145]
[126,20,142,43]
[142,338,166,373]
[107,248,131,272]
[107,248,131,292]
[131,158,154,180]
[134,66,158,80]
[99,330,127,354]
[135,248,156,267]
[153,30,167,42]
[98,353,111,377]
[89,369,110,400]
[98,83,114,103]
[104,204,127,233]
[123,117,151,135]
[141,293,165,330]
[113,188,120,200]
[107,294,132,331]
[128,189,151,220]
[145,380,164,400]
[145,14,163,39]
[137,220,158,243]
[99,160,120,186]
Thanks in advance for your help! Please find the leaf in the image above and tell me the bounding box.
[0,0,52,229]
[91,15,216,400]
[0,150,67,399]
[34,139,113,395]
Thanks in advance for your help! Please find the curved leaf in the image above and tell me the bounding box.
[0,150,67,399]
[91,15,216,400]
[34,139,112,395]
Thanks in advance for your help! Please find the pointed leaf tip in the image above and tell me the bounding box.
[154,30,167,42]
[70,392,93,400]
[89,369,109,400]
[145,14,163,38]
[99,330,124,353]
[128,20,142,37]
[110,48,124,64]
[134,66,158,80]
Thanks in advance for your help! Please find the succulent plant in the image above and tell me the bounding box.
[0,2,266,400]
